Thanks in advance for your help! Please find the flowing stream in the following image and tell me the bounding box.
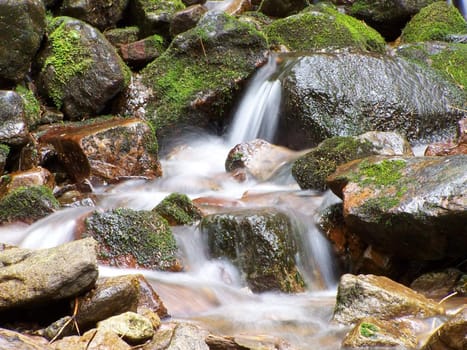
[0,55,452,349]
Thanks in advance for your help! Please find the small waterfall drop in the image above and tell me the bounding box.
[226,55,283,145]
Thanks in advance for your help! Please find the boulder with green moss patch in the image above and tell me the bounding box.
[0,185,60,224]
[84,208,182,271]
[153,193,202,225]
[265,3,386,52]
[37,17,130,120]
[200,208,305,293]
[401,1,467,43]
[140,11,268,142]
[327,155,467,260]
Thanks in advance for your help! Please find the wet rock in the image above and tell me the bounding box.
[59,0,130,31]
[200,208,305,293]
[421,307,467,350]
[169,4,208,37]
[326,155,467,260]
[83,208,182,271]
[0,185,60,224]
[411,268,463,299]
[0,238,98,311]
[134,275,168,317]
[0,91,29,146]
[425,117,467,156]
[401,2,467,43]
[207,334,293,350]
[141,11,268,142]
[332,274,444,325]
[129,0,186,38]
[259,0,308,17]
[0,167,54,198]
[119,35,166,69]
[226,139,306,182]
[166,323,209,350]
[37,17,129,120]
[0,328,51,350]
[153,192,203,225]
[39,117,161,183]
[277,52,465,149]
[15,85,42,129]
[0,0,46,82]
[356,131,414,156]
[51,329,131,350]
[342,317,417,349]
[104,26,140,48]
[97,311,154,344]
[265,4,385,53]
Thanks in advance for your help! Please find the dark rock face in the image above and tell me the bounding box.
[0,91,28,146]
[200,208,305,293]
[327,155,467,261]
[259,0,309,17]
[37,17,129,120]
[276,52,465,149]
[0,0,46,82]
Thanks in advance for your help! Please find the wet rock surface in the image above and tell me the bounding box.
[153,192,202,225]
[0,91,29,146]
[421,307,467,350]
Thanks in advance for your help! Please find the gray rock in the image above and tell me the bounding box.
[0,238,98,311]
[0,91,28,145]
[166,323,209,350]
[0,0,46,82]
[97,311,154,344]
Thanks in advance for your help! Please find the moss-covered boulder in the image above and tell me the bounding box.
[37,17,130,120]
[0,0,46,83]
[265,4,386,52]
[349,0,438,40]
[258,0,309,18]
[140,11,268,142]
[200,208,305,293]
[84,208,181,271]
[401,1,467,43]
[0,185,60,224]
[326,155,467,261]
[153,193,202,225]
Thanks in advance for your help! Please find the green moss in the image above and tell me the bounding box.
[153,192,202,225]
[292,136,376,191]
[85,208,178,270]
[0,186,59,224]
[0,144,9,156]
[141,0,185,15]
[401,1,467,43]
[15,85,41,128]
[357,159,406,187]
[265,4,386,52]
[360,322,379,338]
[43,18,93,109]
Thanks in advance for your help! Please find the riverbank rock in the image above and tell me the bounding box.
[258,0,308,17]
[276,51,465,149]
[0,238,98,311]
[39,117,161,184]
[401,1,467,43]
[264,3,385,53]
[83,208,182,271]
[0,0,46,83]
[0,91,29,146]
[153,192,202,225]
[200,208,305,293]
[37,17,130,119]
[332,274,444,325]
[118,34,166,69]
[0,185,60,224]
[0,328,52,350]
[140,11,268,142]
[421,307,467,350]
[51,329,131,350]
[326,155,467,261]
[97,311,155,344]
[0,167,54,198]
[410,268,464,299]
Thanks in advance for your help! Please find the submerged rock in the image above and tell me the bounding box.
[153,192,202,225]
[200,208,305,293]
[332,274,444,325]
[327,155,467,260]
[276,51,465,149]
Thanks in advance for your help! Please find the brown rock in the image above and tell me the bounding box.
[0,328,51,350]
[421,307,467,350]
[425,118,467,156]
[119,35,165,68]
[0,167,54,198]
[51,329,131,350]
[170,5,207,37]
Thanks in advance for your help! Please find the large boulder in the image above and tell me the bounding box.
[200,208,305,293]
[264,3,386,53]
[37,17,130,120]
[332,274,444,325]
[0,0,46,83]
[276,51,465,149]
[401,1,467,43]
[0,90,29,146]
[326,155,467,261]
[140,11,268,142]
[0,238,98,311]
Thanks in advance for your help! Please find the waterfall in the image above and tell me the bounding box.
[226,55,283,145]
[449,0,467,18]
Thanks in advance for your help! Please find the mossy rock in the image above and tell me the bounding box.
[15,85,41,129]
[401,1,467,43]
[0,186,60,224]
[264,3,386,53]
[153,192,202,225]
[292,136,379,191]
[140,11,268,142]
[200,208,305,293]
[84,208,181,271]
